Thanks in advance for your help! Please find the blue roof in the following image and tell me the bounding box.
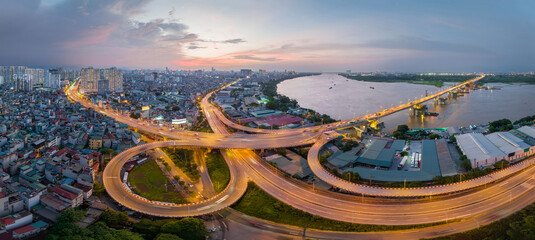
[30,220,49,229]
[421,140,441,176]
[61,178,75,185]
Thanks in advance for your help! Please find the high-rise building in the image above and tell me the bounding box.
[240,69,252,77]
[0,66,27,87]
[44,71,61,89]
[25,68,45,89]
[14,73,32,91]
[80,68,100,93]
[104,67,123,92]
[80,67,123,93]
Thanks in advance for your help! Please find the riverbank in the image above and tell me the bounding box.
[339,73,474,87]
[261,73,338,125]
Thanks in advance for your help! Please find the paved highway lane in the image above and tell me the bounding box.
[103,141,248,217]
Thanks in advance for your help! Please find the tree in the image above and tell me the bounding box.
[161,218,208,240]
[276,148,287,156]
[460,155,472,171]
[130,112,140,119]
[396,124,409,133]
[494,159,509,170]
[428,133,440,139]
[101,210,130,228]
[155,233,183,240]
[392,131,406,139]
[93,181,106,197]
[56,208,85,223]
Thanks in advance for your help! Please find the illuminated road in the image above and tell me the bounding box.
[69,76,535,238]
[102,140,248,217]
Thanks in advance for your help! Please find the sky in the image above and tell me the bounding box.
[0,0,534,72]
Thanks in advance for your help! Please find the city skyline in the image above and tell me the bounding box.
[1,0,534,72]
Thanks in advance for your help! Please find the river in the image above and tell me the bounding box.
[277,73,535,132]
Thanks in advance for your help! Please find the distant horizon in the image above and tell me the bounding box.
[0,64,529,75]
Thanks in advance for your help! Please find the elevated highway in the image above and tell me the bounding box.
[102,141,247,217]
[69,75,535,235]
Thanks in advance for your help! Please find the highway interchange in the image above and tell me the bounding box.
[66,75,535,238]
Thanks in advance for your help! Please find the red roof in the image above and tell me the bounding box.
[13,224,36,235]
[0,217,14,225]
[49,186,78,200]
[0,192,6,198]
[55,148,69,157]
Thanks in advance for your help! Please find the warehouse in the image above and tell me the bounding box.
[456,133,506,168]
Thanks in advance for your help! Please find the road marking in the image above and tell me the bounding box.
[215,195,229,204]
[196,205,212,211]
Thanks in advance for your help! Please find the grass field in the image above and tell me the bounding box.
[205,150,230,193]
[128,159,188,204]
[232,182,445,232]
[162,148,200,181]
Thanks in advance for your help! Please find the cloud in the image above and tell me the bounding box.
[169,7,175,16]
[221,38,246,44]
[233,55,278,61]
[0,0,213,68]
[187,44,205,50]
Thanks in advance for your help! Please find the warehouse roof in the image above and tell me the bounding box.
[485,132,531,154]
[456,133,505,163]
[517,126,535,139]
[356,139,404,168]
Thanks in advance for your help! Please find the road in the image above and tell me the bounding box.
[71,76,535,238]
[102,141,248,217]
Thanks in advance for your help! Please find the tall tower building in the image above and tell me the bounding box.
[14,73,32,91]
[80,67,100,93]
[0,66,26,87]
[104,67,123,92]
[25,68,45,89]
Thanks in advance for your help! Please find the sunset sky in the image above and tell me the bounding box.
[1,0,534,72]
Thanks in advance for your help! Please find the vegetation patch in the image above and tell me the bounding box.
[205,150,230,193]
[162,147,201,181]
[232,182,445,232]
[128,159,187,204]
[47,208,208,240]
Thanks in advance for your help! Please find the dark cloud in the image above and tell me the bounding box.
[234,55,278,61]
[221,38,246,44]
[0,0,155,67]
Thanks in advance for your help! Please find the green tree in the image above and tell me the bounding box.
[93,181,106,197]
[155,233,183,240]
[396,124,409,133]
[130,112,140,119]
[101,210,130,228]
[56,208,85,222]
[276,148,287,156]
[161,218,207,240]
[428,133,440,139]
[494,159,509,170]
